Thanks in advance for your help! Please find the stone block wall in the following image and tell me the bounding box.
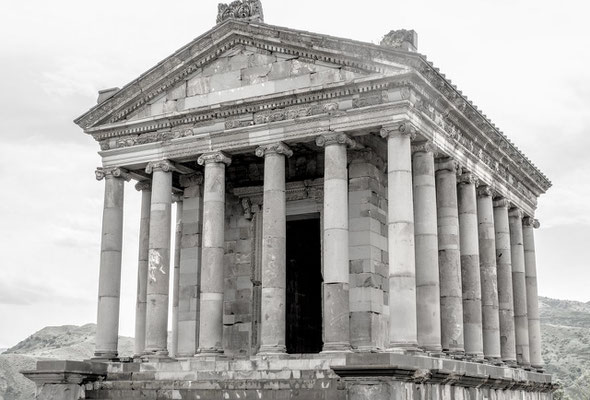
[347,150,389,351]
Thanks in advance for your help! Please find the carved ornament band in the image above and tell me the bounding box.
[380,122,417,140]
[476,185,493,198]
[179,172,204,188]
[95,167,130,181]
[457,172,479,186]
[508,207,523,219]
[197,151,232,166]
[315,133,356,148]
[493,198,510,208]
[135,180,151,191]
[145,159,177,174]
[255,142,293,158]
[523,216,540,229]
[411,140,436,154]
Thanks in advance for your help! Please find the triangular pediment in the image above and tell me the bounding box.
[75,20,411,130]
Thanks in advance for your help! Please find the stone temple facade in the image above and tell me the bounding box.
[24,1,557,399]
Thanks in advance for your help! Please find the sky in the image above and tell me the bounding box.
[0,0,589,349]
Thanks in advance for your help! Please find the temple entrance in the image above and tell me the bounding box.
[286,215,323,354]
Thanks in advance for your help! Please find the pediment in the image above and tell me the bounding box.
[75,20,411,130]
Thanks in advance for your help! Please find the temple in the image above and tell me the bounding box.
[24,1,557,399]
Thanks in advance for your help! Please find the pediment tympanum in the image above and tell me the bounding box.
[124,45,374,123]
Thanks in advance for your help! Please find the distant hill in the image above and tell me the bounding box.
[0,324,133,400]
[1,298,589,400]
[540,297,590,399]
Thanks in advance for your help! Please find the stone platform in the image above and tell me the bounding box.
[25,353,555,400]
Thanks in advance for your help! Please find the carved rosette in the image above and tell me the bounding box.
[95,167,130,181]
[476,185,493,198]
[145,159,176,174]
[411,140,436,154]
[255,142,293,158]
[179,172,204,188]
[135,180,151,191]
[508,207,523,219]
[523,217,540,229]
[380,122,417,140]
[197,151,232,166]
[315,133,357,149]
[493,198,510,209]
[217,0,264,24]
[457,172,479,186]
[435,157,460,174]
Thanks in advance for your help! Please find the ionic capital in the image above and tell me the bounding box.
[145,159,176,174]
[457,172,479,186]
[315,133,357,148]
[508,207,523,219]
[493,198,510,208]
[380,122,417,140]
[95,167,131,181]
[179,172,204,188]
[135,180,151,191]
[197,151,232,166]
[476,185,493,198]
[411,140,436,155]
[435,157,460,173]
[523,216,540,229]
[172,193,183,203]
[255,142,293,158]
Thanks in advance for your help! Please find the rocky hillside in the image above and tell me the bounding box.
[540,297,590,399]
[0,298,589,400]
[0,324,133,400]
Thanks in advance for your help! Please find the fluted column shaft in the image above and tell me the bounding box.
[317,133,355,352]
[144,160,174,356]
[435,158,464,354]
[381,124,418,351]
[197,152,231,355]
[509,208,531,367]
[493,199,517,365]
[170,199,183,358]
[457,172,484,359]
[412,142,441,352]
[94,167,128,359]
[523,217,543,370]
[476,186,501,362]
[256,143,291,354]
[134,181,151,356]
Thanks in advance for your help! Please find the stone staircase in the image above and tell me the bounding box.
[84,355,347,399]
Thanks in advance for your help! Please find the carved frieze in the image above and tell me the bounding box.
[233,178,324,206]
[217,0,264,24]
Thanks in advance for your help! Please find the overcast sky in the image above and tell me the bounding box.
[0,0,588,349]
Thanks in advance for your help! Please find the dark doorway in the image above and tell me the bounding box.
[286,215,323,354]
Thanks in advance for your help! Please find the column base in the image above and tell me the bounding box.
[385,343,422,355]
[321,342,352,353]
[92,350,118,361]
[443,349,466,360]
[257,345,286,355]
[465,353,486,363]
[532,364,545,373]
[503,360,519,368]
[196,348,224,357]
[485,357,504,366]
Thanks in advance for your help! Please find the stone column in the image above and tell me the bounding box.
[144,160,174,357]
[457,172,484,360]
[523,217,543,371]
[197,152,231,355]
[380,123,418,351]
[170,197,183,358]
[316,133,356,352]
[134,180,151,357]
[476,185,501,363]
[411,141,441,353]
[435,158,464,355]
[255,142,292,354]
[493,198,517,365]
[177,173,204,357]
[94,167,129,359]
[509,207,531,368]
